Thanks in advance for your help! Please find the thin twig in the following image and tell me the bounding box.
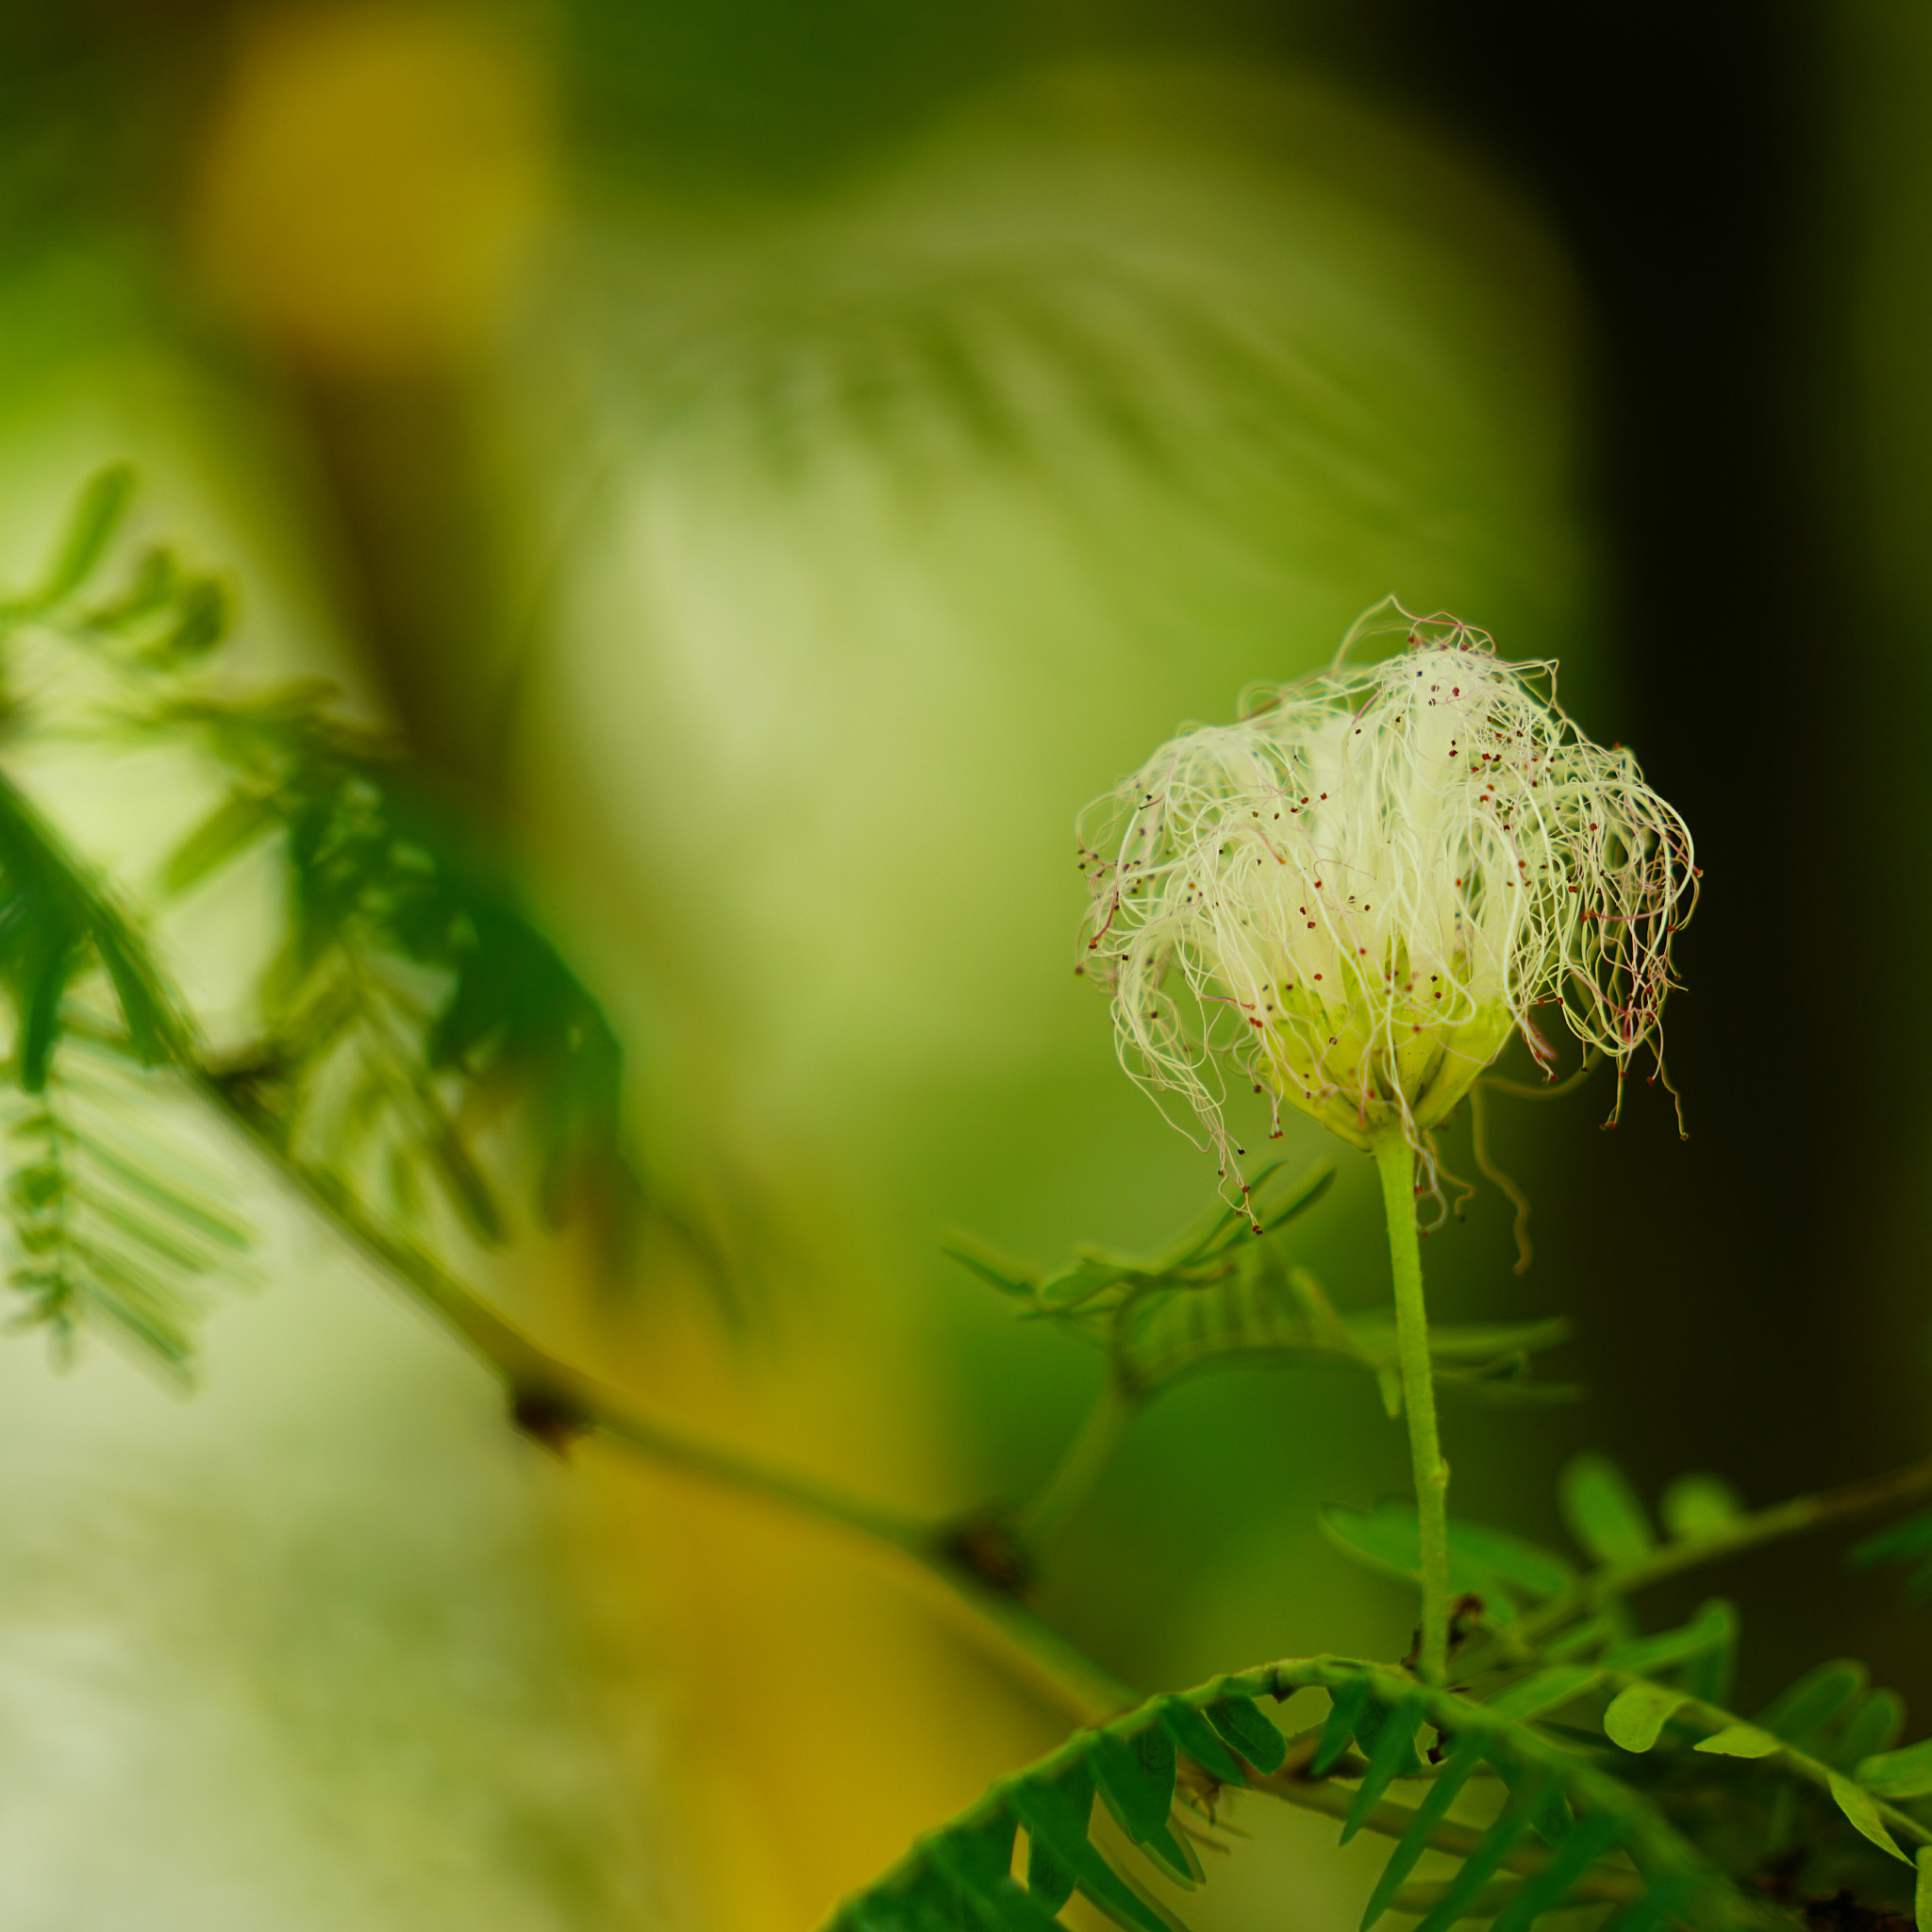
[195,1067,1140,1724]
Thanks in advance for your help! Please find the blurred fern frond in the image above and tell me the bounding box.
[0,465,654,1364]
[157,691,631,1247]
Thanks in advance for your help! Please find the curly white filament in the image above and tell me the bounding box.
[1077,603,1696,1208]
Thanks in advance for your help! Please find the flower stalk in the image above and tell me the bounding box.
[1374,1125,1452,1684]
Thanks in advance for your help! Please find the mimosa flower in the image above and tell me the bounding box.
[1077,604,1695,1205]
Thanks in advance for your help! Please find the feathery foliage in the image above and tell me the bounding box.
[830,1450,1932,1932]
[0,466,644,1365]
[8,471,1932,1932]
[946,1164,1572,1412]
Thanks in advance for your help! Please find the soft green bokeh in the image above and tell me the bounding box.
[0,8,1643,1927]
[518,58,1590,1690]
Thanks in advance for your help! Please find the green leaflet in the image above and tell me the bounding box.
[147,578,230,665]
[1597,1875,1692,1932]
[1311,1677,1373,1778]
[1091,1728,1175,1840]
[1409,1768,1552,1932]
[1487,1810,1626,1932]
[1487,1666,1602,1722]
[1675,1599,1739,1708]
[0,774,187,1091]
[1603,1683,1687,1755]
[1153,1698,1250,1787]
[1528,1783,1573,1851]
[1601,1600,1734,1676]
[1857,1737,1932,1801]
[1340,1696,1423,1844]
[1693,1724,1781,1759]
[1321,1501,1555,1621]
[1658,1472,1744,1541]
[1828,1771,1910,1865]
[1854,1507,1932,1601]
[1357,1736,1486,1930]
[1091,1728,1198,1887]
[1443,1520,1574,1599]
[1199,1696,1286,1774]
[924,1815,1052,1932]
[1757,1658,1869,1747]
[1917,1846,1931,1932]
[1024,1826,1075,1914]
[1005,1771,1174,1932]
[4,1041,253,1369]
[1320,1503,1573,1633]
[1834,1690,1907,1771]
[163,792,277,896]
[18,462,136,614]
[1558,1453,1654,1565]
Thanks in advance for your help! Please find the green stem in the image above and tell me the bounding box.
[1373,1128,1451,1685]
[1015,1381,1138,1553]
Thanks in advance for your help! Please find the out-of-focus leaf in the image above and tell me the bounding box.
[1833,1690,1907,1771]
[142,577,231,665]
[1321,1500,1571,1621]
[1658,1473,1744,1541]
[1858,1739,1932,1802]
[1602,1602,1734,1678]
[1559,1454,1654,1565]
[163,792,278,895]
[157,700,639,1248]
[1853,1507,1932,1602]
[1603,1683,1685,1755]
[1757,1659,1868,1748]
[15,461,136,613]
[1487,1667,1601,1723]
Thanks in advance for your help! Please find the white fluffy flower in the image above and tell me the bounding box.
[1077,606,1695,1194]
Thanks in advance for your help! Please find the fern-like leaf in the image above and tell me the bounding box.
[148,693,636,1248]
[947,1165,1572,1409]
[822,1658,1757,1932]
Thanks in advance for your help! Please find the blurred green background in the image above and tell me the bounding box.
[0,0,1925,1926]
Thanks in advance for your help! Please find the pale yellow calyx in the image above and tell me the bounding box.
[1258,976,1515,1152]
